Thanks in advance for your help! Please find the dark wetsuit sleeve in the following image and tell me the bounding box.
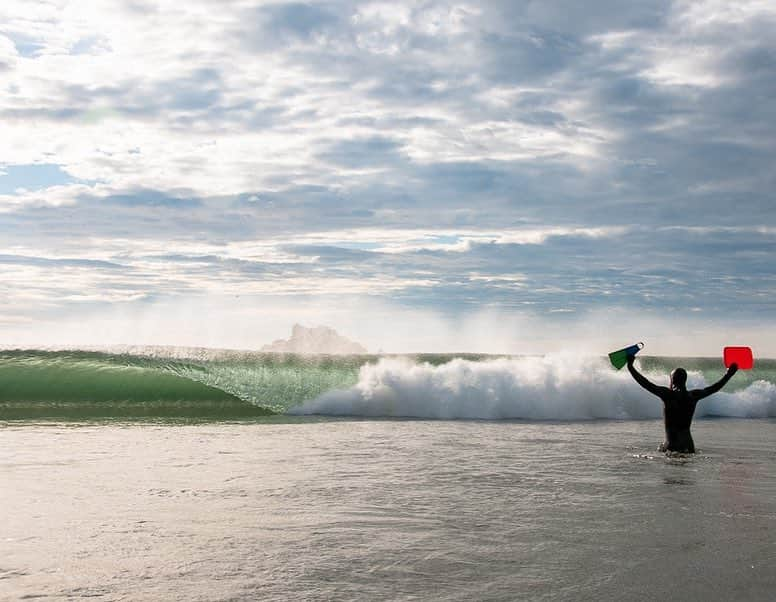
[627,361,666,397]
[693,370,735,401]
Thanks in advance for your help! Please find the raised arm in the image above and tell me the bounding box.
[694,364,738,401]
[626,356,665,397]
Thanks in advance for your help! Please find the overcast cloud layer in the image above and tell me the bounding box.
[1,0,775,354]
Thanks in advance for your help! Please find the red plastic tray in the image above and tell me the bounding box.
[724,346,753,370]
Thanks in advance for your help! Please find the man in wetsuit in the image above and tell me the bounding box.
[627,356,738,453]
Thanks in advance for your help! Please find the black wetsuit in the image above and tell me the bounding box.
[627,362,736,453]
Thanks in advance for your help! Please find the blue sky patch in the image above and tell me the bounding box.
[4,32,43,57]
[0,164,80,194]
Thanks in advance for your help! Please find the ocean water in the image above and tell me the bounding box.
[2,350,776,600]
[3,420,776,601]
[2,349,775,420]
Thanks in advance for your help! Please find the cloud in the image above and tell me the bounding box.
[1,1,776,352]
[251,2,343,45]
[318,135,404,168]
[0,254,123,269]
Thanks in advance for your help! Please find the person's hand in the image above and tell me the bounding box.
[727,363,738,375]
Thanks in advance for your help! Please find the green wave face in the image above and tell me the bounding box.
[0,351,264,420]
[0,350,370,420]
[0,352,237,403]
[171,355,364,411]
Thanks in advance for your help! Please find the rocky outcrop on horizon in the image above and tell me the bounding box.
[261,324,368,355]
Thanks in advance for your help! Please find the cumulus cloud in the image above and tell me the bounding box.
[1,1,775,352]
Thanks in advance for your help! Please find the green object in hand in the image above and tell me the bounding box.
[609,342,644,370]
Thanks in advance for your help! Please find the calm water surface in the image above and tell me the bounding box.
[2,419,776,601]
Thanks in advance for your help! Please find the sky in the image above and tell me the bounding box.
[1,0,775,355]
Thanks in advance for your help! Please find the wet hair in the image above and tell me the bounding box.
[670,368,687,390]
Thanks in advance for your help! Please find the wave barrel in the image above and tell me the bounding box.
[608,342,644,370]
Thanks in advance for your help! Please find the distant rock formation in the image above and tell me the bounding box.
[261,324,368,354]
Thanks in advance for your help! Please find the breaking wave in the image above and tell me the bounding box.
[2,349,774,420]
[289,355,776,420]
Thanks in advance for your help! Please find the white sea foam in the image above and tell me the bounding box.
[288,355,776,419]
[702,379,776,418]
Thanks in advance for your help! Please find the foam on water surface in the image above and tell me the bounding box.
[291,355,776,420]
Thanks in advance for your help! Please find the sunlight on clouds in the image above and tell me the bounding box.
[264,226,628,254]
[0,0,613,197]
[1,1,775,351]
[0,225,627,308]
[404,119,605,163]
[496,227,628,245]
[0,184,90,210]
[591,1,775,90]
[641,45,729,88]
[351,2,477,54]
[0,253,438,302]
[674,0,776,29]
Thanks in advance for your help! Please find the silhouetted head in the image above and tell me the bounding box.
[670,368,687,390]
